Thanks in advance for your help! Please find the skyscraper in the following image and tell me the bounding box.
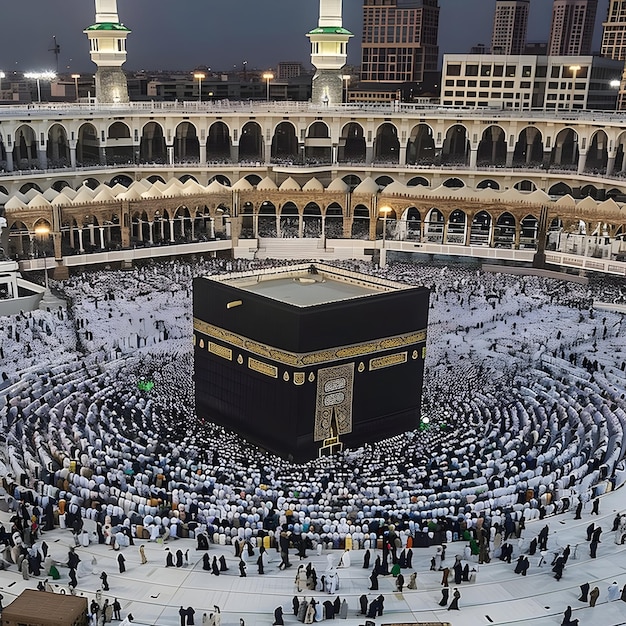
[601,0,626,109]
[360,0,440,90]
[548,0,598,56]
[491,0,530,55]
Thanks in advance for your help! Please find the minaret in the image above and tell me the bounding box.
[307,0,353,106]
[84,0,131,103]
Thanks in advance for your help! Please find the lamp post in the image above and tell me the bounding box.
[34,224,51,290]
[610,79,621,110]
[71,74,80,101]
[0,71,5,99]
[569,64,581,111]
[262,72,274,102]
[24,71,56,103]
[193,71,206,102]
[342,74,350,103]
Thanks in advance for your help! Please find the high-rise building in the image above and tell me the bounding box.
[360,0,440,90]
[548,0,598,56]
[491,0,530,55]
[601,0,626,109]
[84,0,130,103]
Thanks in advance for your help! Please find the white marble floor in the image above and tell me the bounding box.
[2,490,626,626]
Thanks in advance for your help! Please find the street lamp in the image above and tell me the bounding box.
[262,72,274,102]
[24,71,56,103]
[34,223,51,290]
[569,64,581,111]
[0,72,5,98]
[379,206,392,247]
[71,74,80,101]
[193,71,206,102]
[342,74,351,103]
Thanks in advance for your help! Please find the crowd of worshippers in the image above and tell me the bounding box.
[1,258,625,579]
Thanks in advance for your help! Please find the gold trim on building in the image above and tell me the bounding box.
[293,372,305,385]
[369,351,408,371]
[208,342,233,361]
[248,357,278,378]
[193,318,427,367]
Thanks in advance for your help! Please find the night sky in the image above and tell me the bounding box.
[0,0,610,75]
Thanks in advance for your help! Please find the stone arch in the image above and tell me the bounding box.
[244,173,262,186]
[477,125,507,166]
[110,174,133,187]
[580,184,600,200]
[469,210,493,246]
[549,182,572,196]
[79,178,100,190]
[550,128,579,169]
[303,202,322,238]
[8,220,31,259]
[405,207,421,241]
[324,202,344,239]
[477,179,500,190]
[209,174,231,186]
[351,204,370,239]
[342,174,361,191]
[140,121,166,164]
[19,182,43,194]
[179,174,198,184]
[279,201,299,238]
[271,121,298,162]
[239,121,263,162]
[615,130,626,172]
[406,124,435,166]
[585,129,608,174]
[373,122,400,164]
[13,124,37,170]
[441,124,469,166]
[375,175,395,188]
[52,180,71,192]
[513,127,544,167]
[146,174,166,184]
[520,214,539,248]
[338,122,366,163]
[76,123,100,167]
[107,121,131,139]
[407,176,429,187]
[447,209,467,244]
[46,123,70,168]
[305,121,331,164]
[443,177,464,188]
[514,179,536,192]
[495,212,516,248]
[424,208,444,243]
[258,201,277,237]
[174,122,200,163]
[207,121,232,162]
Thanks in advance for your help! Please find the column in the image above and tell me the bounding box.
[169,219,175,242]
[365,145,374,164]
[167,145,174,166]
[148,222,154,245]
[577,152,587,175]
[137,219,143,242]
[99,227,105,249]
[199,144,207,164]
[70,141,77,168]
[37,147,48,170]
[5,152,13,171]
[88,224,96,246]
[506,149,514,167]
[77,229,85,253]
[398,145,407,166]
[469,146,478,169]
[607,153,617,177]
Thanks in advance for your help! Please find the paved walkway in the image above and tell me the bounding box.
[2,487,626,626]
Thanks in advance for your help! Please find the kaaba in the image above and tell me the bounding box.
[193,263,429,461]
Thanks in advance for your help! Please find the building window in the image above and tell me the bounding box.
[466,64,479,76]
[447,64,462,76]
[522,66,532,77]
[481,65,492,76]
[493,65,504,77]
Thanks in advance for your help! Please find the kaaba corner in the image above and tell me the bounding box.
[193,263,430,462]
